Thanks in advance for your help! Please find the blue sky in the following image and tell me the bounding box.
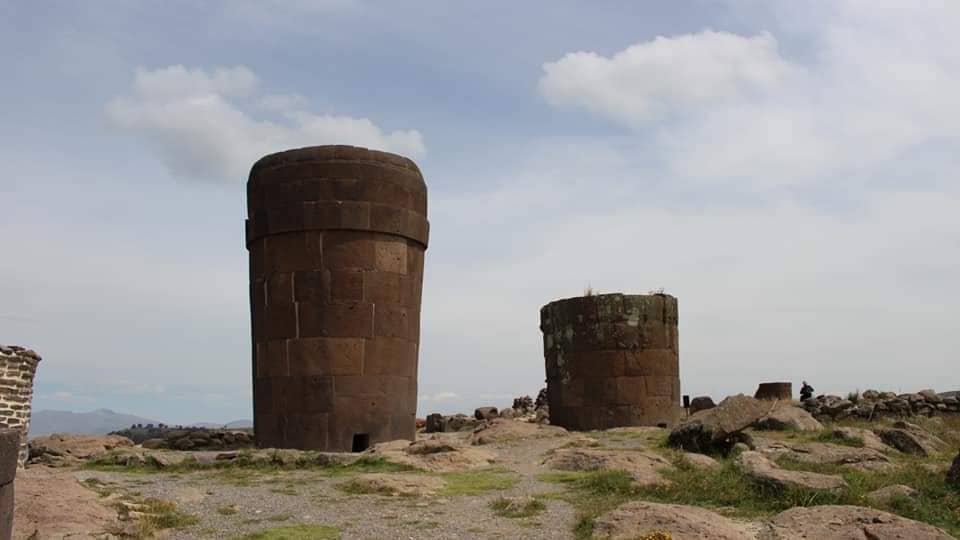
[2,1,958,424]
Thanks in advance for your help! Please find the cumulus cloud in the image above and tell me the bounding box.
[539,5,960,189]
[105,65,425,183]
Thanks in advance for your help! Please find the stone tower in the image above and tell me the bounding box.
[540,293,680,430]
[0,346,41,467]
[246,145,428,452]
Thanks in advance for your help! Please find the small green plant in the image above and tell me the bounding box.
[439,468,519,496]
[847,390,861,403]
[239,525,341,540]
[490,497,546,518]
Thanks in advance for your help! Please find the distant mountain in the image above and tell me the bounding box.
[225,419,253,429]
[29,409,161,438]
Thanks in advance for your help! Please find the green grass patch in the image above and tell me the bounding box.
[239,524,341,540]
[539,470,642,539]
[813,430,866,448]
[438,468,518,496]
[490,497,546,518]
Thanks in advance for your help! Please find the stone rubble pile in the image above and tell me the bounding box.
[423,390,550,433]
[802,389,959,421]
[109,425,253,450]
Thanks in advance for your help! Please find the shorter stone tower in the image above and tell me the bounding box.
[755,382,792,400]
[540,293,680,431]
[0,346,41,467]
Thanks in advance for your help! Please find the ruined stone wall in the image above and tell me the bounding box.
[246,145,428,452]
[541,293,681,430]
[0,346,41,467]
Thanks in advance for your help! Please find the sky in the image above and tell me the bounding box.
[1,0,958,425]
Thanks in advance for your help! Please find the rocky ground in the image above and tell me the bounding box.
[14,401,960,539]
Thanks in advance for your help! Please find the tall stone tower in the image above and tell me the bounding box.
[246,145,428,452]
[540,293,680,430]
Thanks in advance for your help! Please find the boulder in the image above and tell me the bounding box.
[365,438,496,472]
[140,438,167,450]
[830,427,892,453]
[27,434,134,462]
[948,452,960,488]
[499,407,515,419]
[667,394,771,453]
[543,448,673,487]
[919,389,943,403]
[754,439,892,472]
[680,452,721,471]
[861,389,881,400]
[879,391,898,400]
[753,406,823,432]
[735,451,847,493]
[341,473,446,497]
[767,505,954,539]
[425,413,444,433]
[866,484,919,504]
[469,418,567,445]
[474,407,499,421]
[689,396,716,415]
[875,422,948,456]
[591,501,758,540]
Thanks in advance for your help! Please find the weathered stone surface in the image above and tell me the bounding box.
[736,451,847,492]
[689,396,716,415]
[13,466,119,539]
[668,395,771,453]
[753,406,823,432]
[754,439,892,472]
[831,427,891,453]
[342,473,446,497]
[767,505,954,539]
[470,419,567,445]
[248,145,428,451]
[680,452,721,471]
[366,438,495,472]
[541,293,681,431]
[875,422,948,456]
[27,434,133,464]
[474,407,499,421]
[919,389,943,403]
[0,346,41,467]
[543,448,673,487]
[591,501,758,540]
[866,484,919,504]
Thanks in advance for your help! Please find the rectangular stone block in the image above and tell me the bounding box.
[339,201,371,230]
[365,337,416,376]
[369,204,406,236]
[264,303,297,339]
[293,270,326,303]
[364,271,401,304]
[260,340,289,377]
[584,377,617,405]
[266,273,294,305]
[324,301,374,338]
[324,232,376,270]
[303,201,341,229]
[298,413,329,449]
[623,349,678,377]
[296,301,325,338]
[559,378,584,407]
[334,375,385,397]
[275,376,301,412]
[640,322,671,350]
[374,305,408,338]
[358,178,413,211]
[267,204,305,234]
[374,238,407,274]
[301,375,334,413]
[406,308,421,342]
[250,279,266,309]
[255,413,283,445]
[288,337,364,376]
[645,376,678,397]
[329,268,363,301]
[267,232,323,272]
[615,376,647,404]
[248,240,266,278]
[254,378,275,414]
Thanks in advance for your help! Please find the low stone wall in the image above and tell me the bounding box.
[110,426,253,450]
[0,346,41,468]
[803,389,959,421]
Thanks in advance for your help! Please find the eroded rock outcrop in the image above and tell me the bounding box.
[543,448,673,487]
[736,451,847,492]
[766,505,954,539]
[668,395,771,453]
[875,422,948,456]
[591,501,758,540]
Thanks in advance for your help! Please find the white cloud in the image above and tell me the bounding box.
[539,5,960,189]
[105,65,425,183]
[418,392,460,403]
[541,31,797,125]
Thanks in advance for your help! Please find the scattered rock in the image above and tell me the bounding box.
[803,389,960,421]
[919,389,943,404]
[830,427,891,453]
[754,440,892,472]
[753,406,823,432]
[875,422,948,456]
[667,395,771,453]
[424,413,478,433]
[343,473,446,497]
[366,438,496,472]
[680,452,721,471]
[591,500,758,540]
[499,407,515,419]
[475,407,499,420]
[27,434,134,465]
[766,505,955,539]
[141,438,167,450]
[866,484,919,504]
[948,451,960,488]
[470,418,567,445]
[543,448,673,487]
[689,396,716,415]
[736,451,847,492]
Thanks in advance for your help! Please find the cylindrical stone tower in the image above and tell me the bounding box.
[0,346,41,467]
[246,145,428,452]
[540,293,680,431]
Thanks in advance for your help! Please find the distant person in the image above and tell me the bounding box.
[800,381,815,401]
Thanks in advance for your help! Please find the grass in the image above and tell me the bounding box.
[438,468,519,496]
[539,470,641,539]
[813,430,866,448]
[239,525,341,540]
[109,498,199,538]
[490,497,546,518]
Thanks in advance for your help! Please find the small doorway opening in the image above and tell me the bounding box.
[352,433,370,452]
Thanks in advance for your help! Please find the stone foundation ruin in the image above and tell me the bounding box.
[0,345,41,467]
[246,145,428,452]
[540,293,681,430]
